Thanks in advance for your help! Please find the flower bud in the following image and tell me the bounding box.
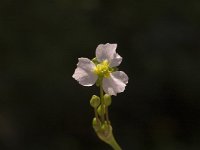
[92,117,100,126]
[101,123,108,131]
[97,105,105,116]
[104,94,112,106]
[101,122,110,136]
[92,117,101,131]
[90,95,100,108]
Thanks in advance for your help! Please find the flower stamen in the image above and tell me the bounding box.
[94,60,110,78]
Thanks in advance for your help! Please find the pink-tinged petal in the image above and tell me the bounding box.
[96,43,117,62]
[102,71,128,96]
[110,53,122,67]
[72,58,98,86]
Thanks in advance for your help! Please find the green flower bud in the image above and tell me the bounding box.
[104,94,112,106]
[101,123,109,131]
[90,95,100,108]
[92,117,100,126]
[97,105,105,116]
[92,117,101,131]
[101,122,110,135]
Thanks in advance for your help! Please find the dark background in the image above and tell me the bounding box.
[0,0,200,150]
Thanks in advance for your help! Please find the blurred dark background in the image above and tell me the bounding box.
[0,0,200,150]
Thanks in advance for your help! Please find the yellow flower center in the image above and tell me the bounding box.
[94,60,110,78]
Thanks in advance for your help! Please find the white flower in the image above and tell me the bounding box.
[72,43,128,96]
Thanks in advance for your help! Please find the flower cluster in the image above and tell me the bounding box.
[72,43,128,96]
[72,43,128,149]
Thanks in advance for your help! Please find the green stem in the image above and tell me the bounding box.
[95,125,122,150]
[94,108,99,122]
[92,80,122,150]
[100,83,104,103]
[107,135,122,150]
[98,82,122,150]
[105,106,110,124]
[100,83,105,122]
